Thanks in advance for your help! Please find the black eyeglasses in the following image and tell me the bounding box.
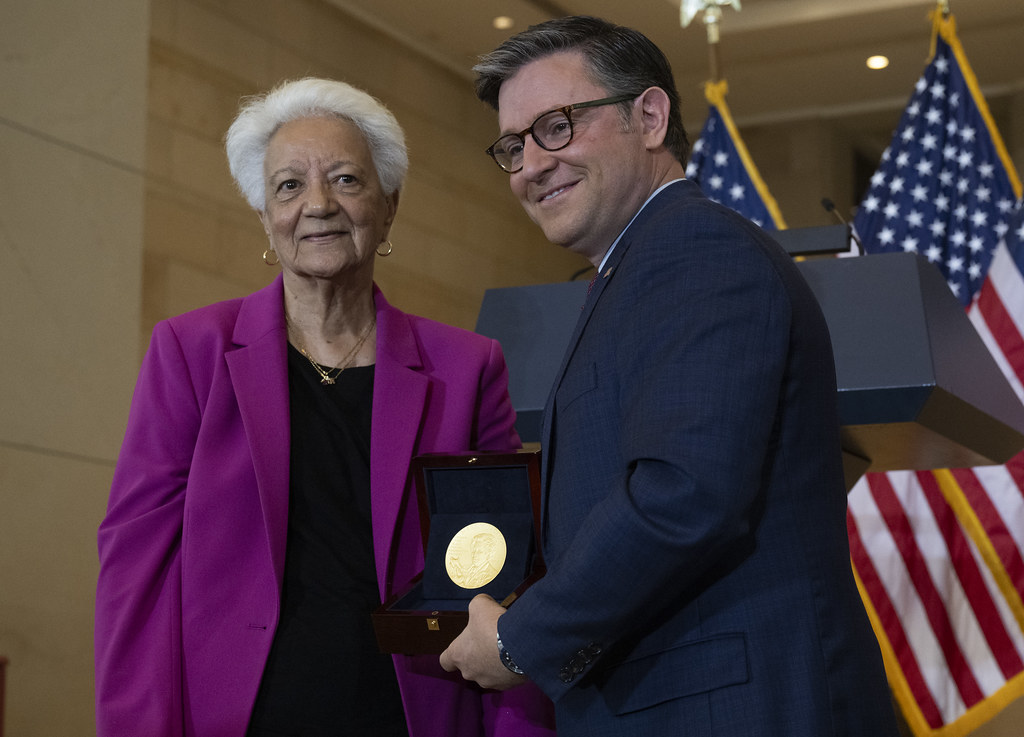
[485,94,637,173]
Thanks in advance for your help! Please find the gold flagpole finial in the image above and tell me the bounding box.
[938,0,950,18]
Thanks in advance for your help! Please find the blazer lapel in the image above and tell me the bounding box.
[225,275,291,588]
[369,287,429,597]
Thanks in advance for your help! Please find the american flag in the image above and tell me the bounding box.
[685,80,787,229]
[848,11,1024,737]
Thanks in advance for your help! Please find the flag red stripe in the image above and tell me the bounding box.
[848,502,944,727]
[870,473,985,706]
[976,282,1024,386]
[922,470,1024,680]
[954,463,1024,603]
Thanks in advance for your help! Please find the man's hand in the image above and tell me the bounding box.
[440,594,528,690]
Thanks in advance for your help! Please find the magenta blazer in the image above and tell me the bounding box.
[95,275,554,737]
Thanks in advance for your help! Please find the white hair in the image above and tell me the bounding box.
[225,77,408,210]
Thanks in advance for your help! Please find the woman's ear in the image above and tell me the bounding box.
[381,190,400,236]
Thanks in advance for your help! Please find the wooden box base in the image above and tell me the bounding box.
[373,568,544,654]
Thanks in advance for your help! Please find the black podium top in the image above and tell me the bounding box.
[476,252,1024,473]
[799,252,1024,471]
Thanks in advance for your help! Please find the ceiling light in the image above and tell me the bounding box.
[493,16,514,30]
[866,55,889,70]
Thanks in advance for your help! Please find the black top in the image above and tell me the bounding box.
[246,345,408,737]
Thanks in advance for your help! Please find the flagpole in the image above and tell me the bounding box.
[928,0,950,64]
[932,5,1022,198]
[680,0,787,230]
[679,1,741,83]
[704,6,723,83]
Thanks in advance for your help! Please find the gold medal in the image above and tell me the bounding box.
[445,522,507,589]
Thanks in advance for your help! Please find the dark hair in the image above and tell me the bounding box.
[473,16,689,164]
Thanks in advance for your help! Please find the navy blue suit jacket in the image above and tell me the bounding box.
[500,180,898,736]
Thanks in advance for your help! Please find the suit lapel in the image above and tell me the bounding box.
[225,275,291,588]
[541,180,689,449]
[539,181,690,532]
[539,247,629,538]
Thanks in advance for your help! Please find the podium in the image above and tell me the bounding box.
[475,251,1024,487]
[475,281,588,443]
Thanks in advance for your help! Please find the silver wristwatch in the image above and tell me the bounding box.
[496,632,524,675]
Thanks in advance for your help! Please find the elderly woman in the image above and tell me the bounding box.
[94,78,554,737]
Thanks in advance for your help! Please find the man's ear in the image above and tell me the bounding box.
[637,87,671,151]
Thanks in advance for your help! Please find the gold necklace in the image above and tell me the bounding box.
[293,319,375,385]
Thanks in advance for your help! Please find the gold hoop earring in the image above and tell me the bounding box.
[263,248,279,266]
[376,240,393,257]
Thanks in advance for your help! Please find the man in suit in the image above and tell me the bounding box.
[441,16,900,736]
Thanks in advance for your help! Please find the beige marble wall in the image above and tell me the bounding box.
[739,119,855,229]
[0,0,149,734]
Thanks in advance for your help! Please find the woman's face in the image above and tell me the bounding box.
[259,116,398,283]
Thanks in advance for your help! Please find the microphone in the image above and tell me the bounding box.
[821,198,863,255]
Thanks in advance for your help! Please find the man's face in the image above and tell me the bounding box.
[497,51,651,266]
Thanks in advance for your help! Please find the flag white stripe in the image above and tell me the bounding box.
[971,464,1024,574]
[959,504,1024,695]
[971,241,1024,386]
[889,472,1008,704]
[984,244,1024,333]
[849,474,969,723]
[968,297,1024,405]
[939,524,1009,697]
